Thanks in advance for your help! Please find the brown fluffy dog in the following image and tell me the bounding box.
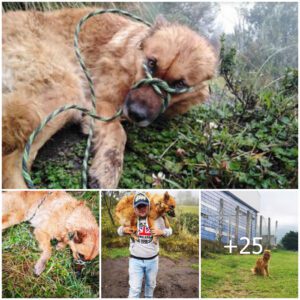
[2,191,99,276]
[3,8,217,189]
[115,191,176,242]
[251,250,271,276]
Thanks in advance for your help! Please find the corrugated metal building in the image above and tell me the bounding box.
[201,191,259,245]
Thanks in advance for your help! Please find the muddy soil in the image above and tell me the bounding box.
[33,124,84,165]
[101,256,199,298]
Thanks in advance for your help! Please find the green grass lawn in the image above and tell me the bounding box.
[177,205,199,215]
[2,192,99,298]
[201,250,298,298]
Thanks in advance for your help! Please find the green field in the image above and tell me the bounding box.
[202,250,298,298]
[176,205,199,215]
[2,192,99,298]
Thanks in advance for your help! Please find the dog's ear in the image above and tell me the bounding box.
[139,15,169,50]
[164,192,170,203]
[153,15,169,29]
[69,230,86,244]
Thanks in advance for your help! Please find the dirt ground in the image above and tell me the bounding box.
[101,256,199,298]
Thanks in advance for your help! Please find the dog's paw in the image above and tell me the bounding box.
[34,261,46,276]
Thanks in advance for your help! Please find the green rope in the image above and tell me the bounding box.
[22,8,192,188]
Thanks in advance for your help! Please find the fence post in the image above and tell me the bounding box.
[218,198,224,245]
[275,220,278,245]
[268,217,271,248]
[235,206,240,245]
[246,211,251,240]
[259,215,263,237]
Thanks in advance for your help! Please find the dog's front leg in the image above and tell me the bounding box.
[33,228,52,276]
[89,115,126,188]
[162,215,170,228]
[265,265,269,277]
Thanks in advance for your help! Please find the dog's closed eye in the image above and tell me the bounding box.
[171,79,188,90]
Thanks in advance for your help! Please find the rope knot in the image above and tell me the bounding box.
[132,63,192,113]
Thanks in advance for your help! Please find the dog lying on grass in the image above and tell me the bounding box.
[2,7,217,189]
[115,191,176,243]
[251,249,271,277]
[2,191,99,276]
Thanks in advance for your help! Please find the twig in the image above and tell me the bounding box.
[159,138,179,159]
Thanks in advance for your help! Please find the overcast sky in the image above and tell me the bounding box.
[143,189,199,200]
[216,2,256,33]
[216,2,239,33]
[258,190,298,236]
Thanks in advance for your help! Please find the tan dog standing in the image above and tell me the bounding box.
[2,191,99,276]
[251,249,271,276]
[2,7,217,189]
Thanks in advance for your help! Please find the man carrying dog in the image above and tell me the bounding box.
[117,193,172,298]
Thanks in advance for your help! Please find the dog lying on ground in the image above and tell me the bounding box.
[2,191,99,276]
[115,191,176,243]
[2,7,217,189]
[251,250,271,276]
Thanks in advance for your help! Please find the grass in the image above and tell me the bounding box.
[176,205,199,214]
[30,80,297,189]
[201,250,298,298]
[2,192,99,298]
[102,247,130,260]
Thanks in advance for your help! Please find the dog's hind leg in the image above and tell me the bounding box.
[33,228,52,276]
[148,217,158,244]
[2,211,26,229]
[2,79,84,188]
[129,212,138,241]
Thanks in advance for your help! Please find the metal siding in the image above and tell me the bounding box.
[201,191,257,245]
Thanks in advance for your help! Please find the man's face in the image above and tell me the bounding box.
[134,204,149,217]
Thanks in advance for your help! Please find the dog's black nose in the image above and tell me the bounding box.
[168,210,175,217]
[128,102,148,123]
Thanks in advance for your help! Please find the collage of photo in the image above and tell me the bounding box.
[1,1,298,299]
[2,190,298,298]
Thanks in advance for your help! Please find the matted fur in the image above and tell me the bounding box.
[2,191,99,275]
[2,8,218,188]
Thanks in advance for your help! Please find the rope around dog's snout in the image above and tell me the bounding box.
[22,8,191,188]
[133,64,192,113]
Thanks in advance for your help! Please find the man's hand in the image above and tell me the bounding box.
[151,228,164,237]
[123,227,134,235]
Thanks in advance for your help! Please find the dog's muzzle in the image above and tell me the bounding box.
[167,208,176,217]
[126,63,192,124]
